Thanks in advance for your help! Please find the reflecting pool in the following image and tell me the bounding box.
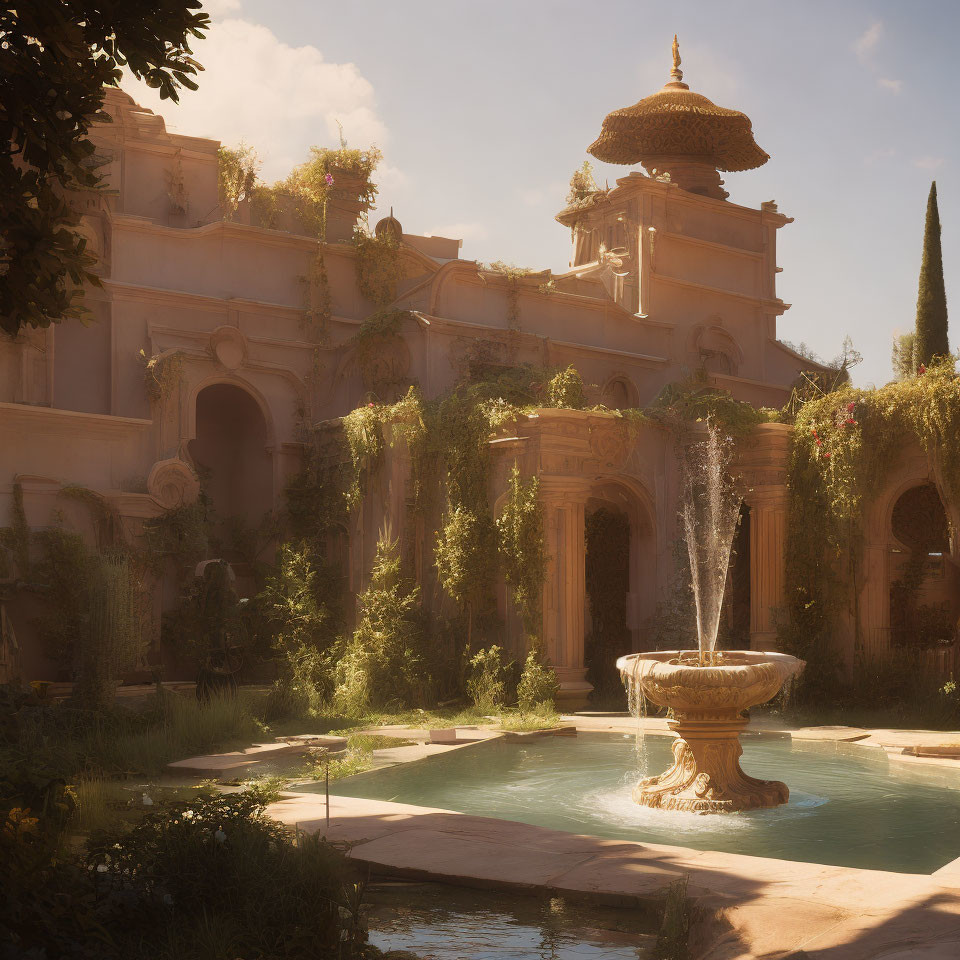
[320,733,960,873]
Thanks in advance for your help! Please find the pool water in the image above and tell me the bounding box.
[364,881,658,959]
[326,733,960,874]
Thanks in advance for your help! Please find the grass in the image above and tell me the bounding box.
[21,686,568,834]
[497,709,562,732]
[81,690,266,777]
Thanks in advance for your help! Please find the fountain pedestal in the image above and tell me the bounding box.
[634,716,788,813]
[618,650,803,814]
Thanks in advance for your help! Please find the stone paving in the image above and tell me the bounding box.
[262,715,960,960]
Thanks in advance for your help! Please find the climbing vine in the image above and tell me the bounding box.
[496,464,545,634]
[353,230,403,306]
[644,372,778,438]
[301,246,332,344]
[348,308,410,391]
[483,262,542,333]
[782,358,960,689]
[138,350,183,404]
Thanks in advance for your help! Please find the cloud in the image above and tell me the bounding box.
[852,22,901,94]
[854,21,883,63]
[864,146,896,165]
[121,13,388,182]
[913,156,945,170]
[426,221,488,242]
[201,0,242,16]
[376,163,408,194]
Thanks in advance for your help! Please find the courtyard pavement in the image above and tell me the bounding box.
[263,716,960,960]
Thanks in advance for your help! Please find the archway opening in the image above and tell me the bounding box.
[889,483,957,650]
[189,383,273,557]
[584,503,631,705]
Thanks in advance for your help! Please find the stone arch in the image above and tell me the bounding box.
[185,374,277,449]
[691,323,742,377]
[600,374,640,411]
[583,475,656,703]
[885,481,959,652]
[187,380,274,538]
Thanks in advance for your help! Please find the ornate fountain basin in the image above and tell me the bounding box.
[617,649,804,814]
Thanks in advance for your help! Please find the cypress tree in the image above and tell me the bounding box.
[913,181,949,367]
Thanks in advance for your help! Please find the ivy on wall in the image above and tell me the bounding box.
[138,350,183,404]
[496,464,545,635]
[781,358,960,692]
[353,231,403,307]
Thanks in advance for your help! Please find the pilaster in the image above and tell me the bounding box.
[540,478,592,706]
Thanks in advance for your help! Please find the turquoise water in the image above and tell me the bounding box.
[324,733,960,874]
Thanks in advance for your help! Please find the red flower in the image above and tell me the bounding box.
[918,364,927,375]
[845,418,855,426]
[846,401,856,411]
[815,439,822,446]
[824,451,831,458]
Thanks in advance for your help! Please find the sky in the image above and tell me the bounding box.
[123,0,959,388]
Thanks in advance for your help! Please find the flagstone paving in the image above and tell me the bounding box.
[264,715,960,959]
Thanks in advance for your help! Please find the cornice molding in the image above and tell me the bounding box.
[0,402,152,439]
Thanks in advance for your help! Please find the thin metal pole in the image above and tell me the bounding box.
[325,756,330,830]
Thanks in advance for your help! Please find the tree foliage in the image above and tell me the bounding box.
[913,181,949,367]
[0,2,210,337]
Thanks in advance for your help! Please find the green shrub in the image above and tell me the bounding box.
[76,552,146,712]
[517,647,559,712]
[545,364,586,409]
[334,533,428,713]
[467,646,510,712]
[4,786,372,960]
[259,541,341,709]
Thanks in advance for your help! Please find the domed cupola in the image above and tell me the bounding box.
[587,37,768,200]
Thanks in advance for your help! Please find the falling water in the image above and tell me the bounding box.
[623,672,649,778]
[678,422,743,660]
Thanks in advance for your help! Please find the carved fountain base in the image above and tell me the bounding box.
[617,650,804,815]
[633,717,788,814]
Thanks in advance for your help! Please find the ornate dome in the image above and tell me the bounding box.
[588,38,768,179]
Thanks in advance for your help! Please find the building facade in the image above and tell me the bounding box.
[3,49,949,702]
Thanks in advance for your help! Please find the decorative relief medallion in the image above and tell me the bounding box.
[147,458,201,510]
[209,326,248,371]
[589,422,630,468]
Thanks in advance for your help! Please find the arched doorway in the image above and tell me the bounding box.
[188,383,273,554]
[583,479,655,706]
[889,483,958,650]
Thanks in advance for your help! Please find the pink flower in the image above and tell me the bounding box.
[846,401,855,411]
[367,402,374,407]
[324,173,334,186]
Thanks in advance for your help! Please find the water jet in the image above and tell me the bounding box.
[618,425,803,813]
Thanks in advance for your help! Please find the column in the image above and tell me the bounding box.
[541,484,592,707]
[748,488,787,651]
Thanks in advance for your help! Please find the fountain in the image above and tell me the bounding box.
[617,425,803,813]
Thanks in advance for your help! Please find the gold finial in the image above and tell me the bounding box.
[670,34,683,83]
